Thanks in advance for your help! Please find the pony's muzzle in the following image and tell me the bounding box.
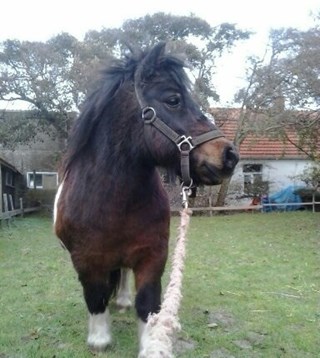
[223,145,239,172]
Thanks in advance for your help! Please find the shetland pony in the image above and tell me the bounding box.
[54,42,238,355]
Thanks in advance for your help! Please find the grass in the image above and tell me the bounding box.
[0,211,319,357]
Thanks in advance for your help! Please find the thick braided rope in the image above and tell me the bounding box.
[138,207,192,358]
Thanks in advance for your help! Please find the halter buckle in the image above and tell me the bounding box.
[177,135,194,152]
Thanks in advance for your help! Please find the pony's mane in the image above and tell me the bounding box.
[61,43,191,177]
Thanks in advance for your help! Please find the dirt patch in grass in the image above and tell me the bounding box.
[174,337,196,355]
[207,309,236,330]
[206,309,268,355]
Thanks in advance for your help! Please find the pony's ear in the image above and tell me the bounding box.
[140,42,166,81]
[134,42,167,108]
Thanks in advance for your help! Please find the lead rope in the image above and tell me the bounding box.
[138,187,192,358]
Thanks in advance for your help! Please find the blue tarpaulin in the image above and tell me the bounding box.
[262,185,303,212]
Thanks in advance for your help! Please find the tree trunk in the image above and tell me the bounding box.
[215,177,232,207]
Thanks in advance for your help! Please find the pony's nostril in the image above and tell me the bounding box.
[224,146,239,170]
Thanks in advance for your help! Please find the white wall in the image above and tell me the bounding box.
[231,158,312,195]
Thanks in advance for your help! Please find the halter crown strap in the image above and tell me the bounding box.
[142,106,224,187]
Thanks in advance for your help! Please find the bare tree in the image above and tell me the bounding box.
[0,13,250,147]
[214,19,320,206]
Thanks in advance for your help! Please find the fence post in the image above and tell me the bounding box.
[20,197,24,217]
[208,187,213,216]
[3,194,8,213]
[3,194,10,226]
[312,192,315,213]
[9,194,14,211]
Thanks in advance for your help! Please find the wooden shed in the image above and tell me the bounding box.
[0,157,24,213]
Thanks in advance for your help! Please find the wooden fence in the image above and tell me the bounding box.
[1,193,319,222]
[171,200,320,215]
[0,194,41,224]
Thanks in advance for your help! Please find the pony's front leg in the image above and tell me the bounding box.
[87,308,112,351]
[79,272,118,352]
[134,278,162,357]
[116,268,132,313]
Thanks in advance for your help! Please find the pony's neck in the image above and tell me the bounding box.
[91,100,154,173]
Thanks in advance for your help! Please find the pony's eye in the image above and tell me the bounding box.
[165,95,181,108]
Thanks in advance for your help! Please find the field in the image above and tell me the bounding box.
[0,212,319,357]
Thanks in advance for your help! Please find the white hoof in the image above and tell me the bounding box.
[87,311,112,352]
[87,335,111,352]
[138,320,149,357]
[116,268,132,313]
[116,295,132,313]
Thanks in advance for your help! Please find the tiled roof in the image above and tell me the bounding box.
[211,108,309,160]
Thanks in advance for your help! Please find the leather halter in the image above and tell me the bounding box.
[133,62,224,189]
[141,106,225,187]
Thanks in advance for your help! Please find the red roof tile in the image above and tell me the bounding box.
[211,108,310,160]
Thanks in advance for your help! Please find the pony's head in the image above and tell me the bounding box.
[63,42,238,186]
[134,42,239,185]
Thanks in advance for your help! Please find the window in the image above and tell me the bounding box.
[27,172,58,189]
[243,164,263,181]
[243,164,263,195]
[5,171,14,187]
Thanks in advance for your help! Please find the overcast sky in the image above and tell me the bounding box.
[1,0,319,106]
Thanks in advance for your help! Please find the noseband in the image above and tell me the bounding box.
[141,106,225,189]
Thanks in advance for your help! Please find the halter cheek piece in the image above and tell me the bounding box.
[141,106,225,192]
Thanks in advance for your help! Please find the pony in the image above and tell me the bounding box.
[54,42,239,356]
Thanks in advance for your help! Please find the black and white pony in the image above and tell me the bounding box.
[54,42,238,355]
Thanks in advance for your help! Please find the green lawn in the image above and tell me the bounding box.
[0,212,319,357]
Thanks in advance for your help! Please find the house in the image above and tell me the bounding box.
[0,110,65,191]
[1,133,64,193]
[213,108,314,201]
[0,157,24,212]
[0,110,66,209]
[1,133,64,207]
[1,135,62,191]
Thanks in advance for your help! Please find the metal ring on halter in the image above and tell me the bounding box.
[181,179,193,191]
[180,179,194,208]
[141,106,157,124]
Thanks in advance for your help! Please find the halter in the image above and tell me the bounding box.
[141,106,224,206]
[134,63,225,207]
